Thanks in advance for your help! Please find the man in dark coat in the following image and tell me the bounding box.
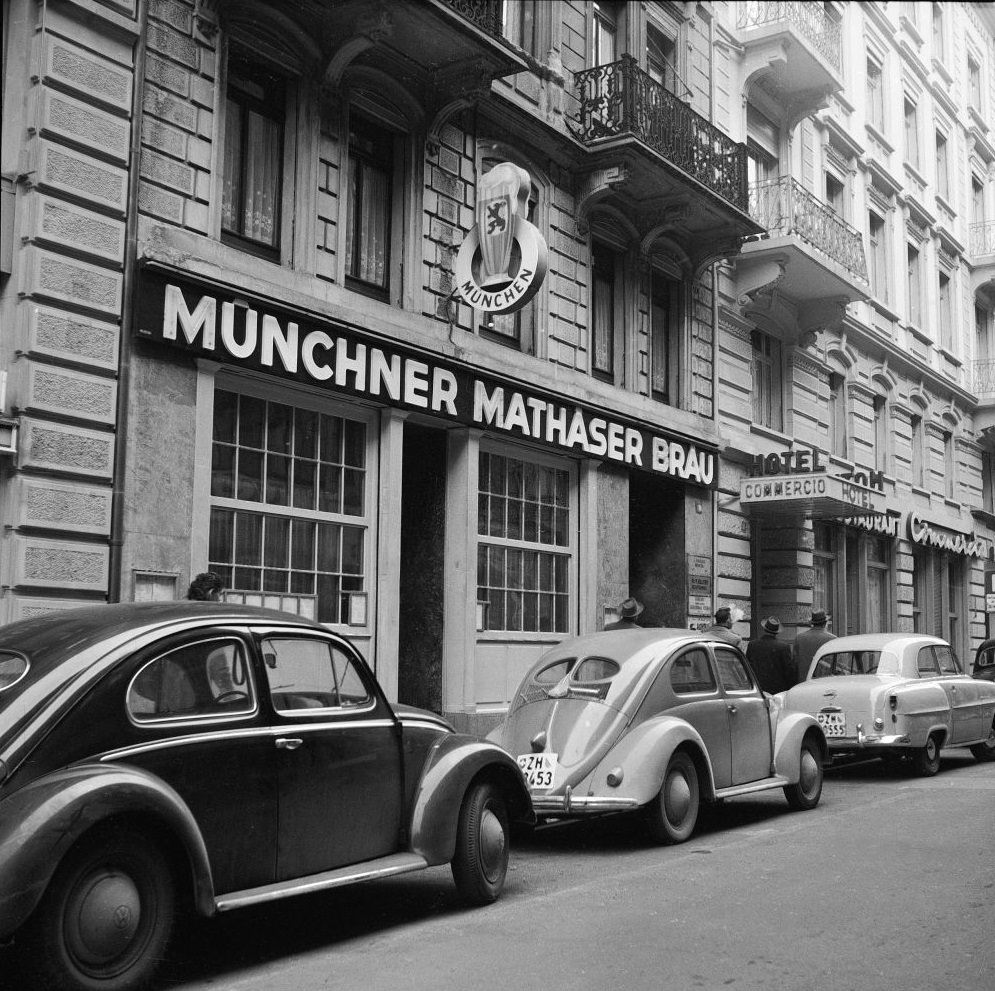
[745,616,796,694]
[792,609,835,682]
[605,597,643,630]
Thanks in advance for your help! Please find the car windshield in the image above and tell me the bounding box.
[812,650,882,677]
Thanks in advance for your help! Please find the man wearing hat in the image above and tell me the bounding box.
[605,597,644,630]
[745,616,796,694]
[703,606,742,648]
[792,608,835,682]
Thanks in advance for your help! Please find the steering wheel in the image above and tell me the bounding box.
[214,690,249,704]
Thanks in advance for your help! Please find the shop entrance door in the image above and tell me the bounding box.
[398,424,447,713]
[628,472,685,627]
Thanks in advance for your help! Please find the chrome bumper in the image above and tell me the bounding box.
[827,732,911,750]
[531,792,641,815]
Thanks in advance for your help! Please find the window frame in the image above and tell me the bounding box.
[868,209,889,305]
[649,266,682,406]
[866,55,885,132]
[828,371,848,460]
[903,96,920,169]
[750,328,783,432]
[591,240,620,383]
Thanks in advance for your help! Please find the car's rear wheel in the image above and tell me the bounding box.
[21,825,175,991]
[970,716,995,762]
[451,781,510,906]
[783,736,824,811]
[646,751,699,844]
[912,733,942,776]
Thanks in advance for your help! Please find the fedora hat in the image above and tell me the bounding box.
[762,616,781,635]
[810,609,830,625]
[618,597,644,620]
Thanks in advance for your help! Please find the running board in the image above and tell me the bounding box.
[713,776,789,800]
[214,852,430,913]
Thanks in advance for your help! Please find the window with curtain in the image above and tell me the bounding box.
[825,173,845,218]
[476,451,572,634]
[907,243,921,327]
[813,523,836,621]
[209,389,369,625]
[868,211,888,304]
[904,97,919,169]
[222,51,285,256]
[751,329,782,431]
[911,414,924,488]
[935,130,949,200]
[866,536,891,632]
[502,0,537,55]
[866,56,884,131]
[346,113,393,300]
[647,24,677,94]
[829,372,847,459]
[591,1,617,65]
[591,242,616,380]
[651,269,680,404]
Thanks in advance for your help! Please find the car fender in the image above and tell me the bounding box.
[408,737,532,865]
[772,711,826,781]
[0,762,215,939]
[587,715,716,805]
[890,683,952,746]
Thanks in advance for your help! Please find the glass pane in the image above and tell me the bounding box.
[343,420,366,467]
[237,450,264,502]
[267,402,292,453]
[317,522,341,573]
[477,494,489,537]
[508,459,523,497]
[341,526,363,574]
[477,545,488,586]
[507,498,522,540]
[211,444,235,498]
[264,516,289,568]
[234,565,260,590]
[295,408,319,459]
[244,110,281,246]
[356,162,390,286]
[317,573,340,624]
[291,518,316,570]
[239,395,265,448]
[290,570,314,594]
[490,455,506,494]
[263,568,286,592]
[343,469,364,516]
[235,513,262,564]
[266,454,289,506]
[293,459,316,510]
[221,99,241,233]
[321,415,342,463]
[318,463,342,513]
[209,508,234,562]
[489,495,505,538]
[213,390,237,442]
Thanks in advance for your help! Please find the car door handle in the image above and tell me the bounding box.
[727,704,738,714]
[275,737,303,751]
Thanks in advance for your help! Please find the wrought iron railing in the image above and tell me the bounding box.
[437,0,501,35]
[570,54,749,212]
[748,176,868,281]
[971,221,995,258]
[974,359,995,397]
[737,1,842,72]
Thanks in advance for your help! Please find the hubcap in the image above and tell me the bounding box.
[665,770,692,825]
[477,808,507,883]
[926,738,937,760]
[799,749,820,795]
[65,870,142,968]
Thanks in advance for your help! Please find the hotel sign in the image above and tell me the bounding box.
[136,271,717,488]
[740,471,882,515]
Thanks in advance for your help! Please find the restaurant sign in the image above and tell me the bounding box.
[908,513,993,559]
[136,271,717,488]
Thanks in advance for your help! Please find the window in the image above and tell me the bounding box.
[983,450,994,514]
[932,2,945,60]
[502,0,537,55]
[829,372,848,459]
[746,104,780,191]
[910,414,924,488]
[222,51,285,256]
[591,1,617,65]
[942,430,955,499]
[128,639,255,722]
[873,396,888,472]
[262,637,371,712]
[825,173,845,218]
[209,390,369,625]
[647,24,677,94]
[670,648,717,695]
[934,645,962,675]
[907,244,921,326]
[913,551,965,650]
[714,647,754,691]
[969,56,982,111]
[751,329,782,431]
[912,548,926,632]
[917,645,939,675]
[866,57,884,131]
[938,271,952,349]
[904,98,919,169]
[650,270,680,404]
[868,211,888,304]
[976,305,991,363]
[591,242,617,380]
[935,130,949,200]
[476,451,571,634]
[813,523,836,622]
[346,113,394,300]
[866,536,890,632]
[973,176,986,225]
[813,650,882,677]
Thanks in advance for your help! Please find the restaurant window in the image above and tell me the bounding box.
[751,329,782,431]
[913,551,965,652]
[910,414,924,488]
[866,56,884,132]
[813,523,836,621]
[346,113,394,301]
[650,269,681,405]
[476,450,572,634]
[868,211,888,305]
[873,396,888,473]
[209,389,370,626]
[591,1,618,66]
[935,130,949,201]
[907,243,921,327]
[222,50,285,257]
[866,536,891,632]
[591,242,617,381]
[904,97,919,169]
[829,372,847,459]
[502,0,537,55]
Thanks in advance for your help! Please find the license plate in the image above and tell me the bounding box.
[517,753,557,789]
[818,711,847,737]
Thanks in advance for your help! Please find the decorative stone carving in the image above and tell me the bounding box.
[575,164,630,235]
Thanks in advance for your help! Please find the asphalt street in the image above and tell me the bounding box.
[132,751,995,991]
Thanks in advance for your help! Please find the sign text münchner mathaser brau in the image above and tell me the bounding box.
[137,277,717,488]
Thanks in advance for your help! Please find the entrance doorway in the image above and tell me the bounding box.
[398,424,446,713]
[628,472,685,627]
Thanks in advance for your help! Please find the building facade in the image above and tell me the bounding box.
[1,0,993,730]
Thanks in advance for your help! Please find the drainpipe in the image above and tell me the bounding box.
[107,0,148,602]
[711,260,720,618]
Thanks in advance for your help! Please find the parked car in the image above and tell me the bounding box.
[487,628,826,845]
[779,633,995,775]
[972,638,995,682]
[0,602,532,991]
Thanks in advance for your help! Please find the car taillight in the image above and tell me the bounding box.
[888,694,898,711]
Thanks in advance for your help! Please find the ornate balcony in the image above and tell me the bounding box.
[735,1,843,123]
[973,359,995,403]
[436,0,502,35]
[971,221,995,296]
[569,55,759,248]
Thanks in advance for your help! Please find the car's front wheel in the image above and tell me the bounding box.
[646,750,699,844]
[20,825,175,991]
[912,733,942,776]
[451,781,510,906]
[783,736,824,810]
[970,716,995,762]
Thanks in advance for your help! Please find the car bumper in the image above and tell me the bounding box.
[531,793,641,815]
[826,731,911,752]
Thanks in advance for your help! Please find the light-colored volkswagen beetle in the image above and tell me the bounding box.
[487,628,826,843]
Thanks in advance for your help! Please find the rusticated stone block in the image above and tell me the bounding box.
[144,84,197,132]
[12,475,112,534]
[7,595,104,624]
[38,89,130,165]
[761,565,814,589]
[26,304,119,370]
[143,117,188,159]
[151,0,192,32]
[431,166,461,199]
[139,180,184,223]
[145,52,190,97]
[20,247,122,316]
[35,141,127,214]
[147,22,198,68]
[32,195,125,262]
[25,361,118,425]
[14,535,109,591]
[19,416,115,477]
[44,36,132,112]
[140,148,194,195]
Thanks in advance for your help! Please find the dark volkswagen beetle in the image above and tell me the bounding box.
[0,603,532,991]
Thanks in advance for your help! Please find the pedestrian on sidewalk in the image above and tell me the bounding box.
[792,608,835,682]
[703,606,742,648]
[605,597,644,630]
[746,616,796,694]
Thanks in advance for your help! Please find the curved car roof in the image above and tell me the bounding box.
[811,632,948,656]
